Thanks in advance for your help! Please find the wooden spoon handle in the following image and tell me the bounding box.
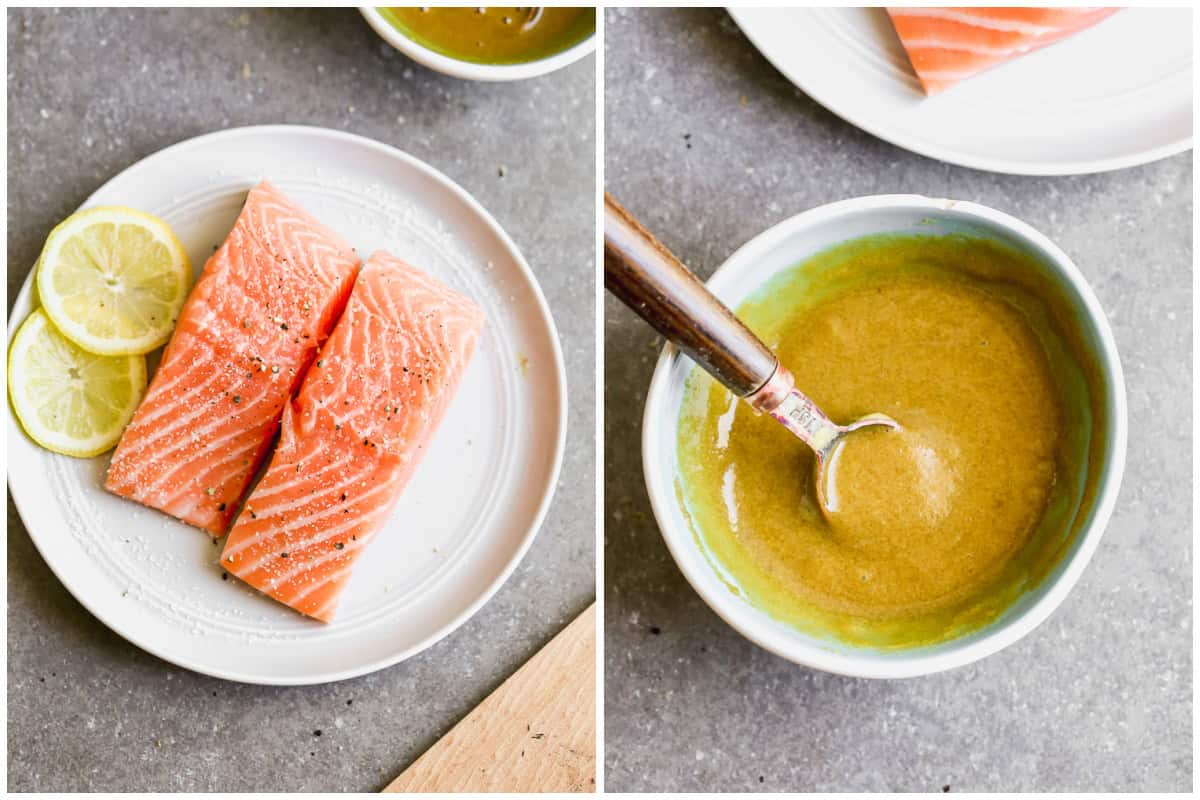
[603,192,777,398]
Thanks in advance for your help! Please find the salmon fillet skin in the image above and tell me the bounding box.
[221,251,486,621]
[887,7,1119,95]
[105,181,360,535]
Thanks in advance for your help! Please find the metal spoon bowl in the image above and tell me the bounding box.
[604,191,897,515]
[746,363,898,513]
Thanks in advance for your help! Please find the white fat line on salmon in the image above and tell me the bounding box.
[401,297,479,350]
[303,403,386,439]
[163,492,203,522]
[111,404,232,482]
[384,280,483,338]
[440,337,476,379]
[364,274,404,324]
[163,448,254,520]
[889,8,1062,36]
[229,499,391,576]
[362,271,447,322]
[243,443,355,494]
[251,211,352,272]
[346,292,413,339]
[162,468,242,524]
[224,475,398,562]
[244,451,358,505]
[344,311,448,389]
[422,313,485,361]
[317,401,373,431]
[120,380,273,470]
[411,311,459,356]
[231,243,347,303]
[249,201,333,241]
[246,460,375,519]
[125,373,277,471]
[900,39,1045,56]
[112,351,219,436]
[285,562,359,614]
[185,438,268,497]
[260,533,372,596]
[363,328,430,392]
[216,228,332,303]
[399,266,462,299]
[136,398,279,497]
[191,299,256,340]
[154,444,260,511]
[150,441,261,513]
[376,288,479,349]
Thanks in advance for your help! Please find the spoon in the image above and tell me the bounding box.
[603,192,898,511]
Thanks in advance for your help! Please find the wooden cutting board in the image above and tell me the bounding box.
[383,603,596,793]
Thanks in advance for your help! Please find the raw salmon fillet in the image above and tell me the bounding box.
[106,181,360,535]
[886,7,1119,95]
[220,251,485,621]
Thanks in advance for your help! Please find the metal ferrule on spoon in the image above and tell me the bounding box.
[603,191,896,507]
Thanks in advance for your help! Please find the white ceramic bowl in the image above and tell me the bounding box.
[358,7,595,82]
[642,195,1127,679]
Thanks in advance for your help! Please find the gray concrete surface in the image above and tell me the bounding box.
[7,8,594,793]
[604,7,1191,793]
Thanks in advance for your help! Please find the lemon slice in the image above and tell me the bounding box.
[36,206,191,355]
[8,309,147,457]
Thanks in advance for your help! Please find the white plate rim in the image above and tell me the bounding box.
[6,124,569,685]
[727,7,1193,176]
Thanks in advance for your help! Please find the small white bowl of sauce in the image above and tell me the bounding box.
[359,6,596,82]
[642,194,1127,678]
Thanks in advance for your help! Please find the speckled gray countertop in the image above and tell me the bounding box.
[7,8,593,792]
[604,8,1191,793]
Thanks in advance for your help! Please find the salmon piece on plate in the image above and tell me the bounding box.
[887,7,1119,95]
[106,181,360,535]
[220,252,485,621]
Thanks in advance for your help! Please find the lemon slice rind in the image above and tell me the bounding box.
[35,206,191,356]
[8,309,147,458]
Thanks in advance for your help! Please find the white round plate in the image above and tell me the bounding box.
[7,125,567,685]
[729,7,1192,175]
